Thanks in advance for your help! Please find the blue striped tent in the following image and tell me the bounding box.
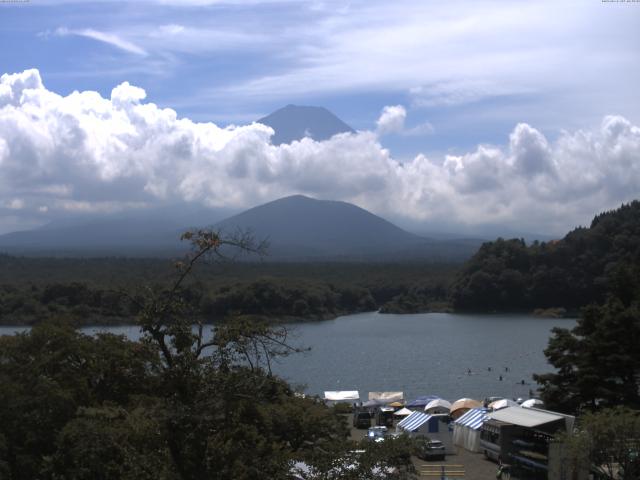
[452,408,489,452]
[455,408,488,429]
[397,411,432,433]
[397,410,455,454]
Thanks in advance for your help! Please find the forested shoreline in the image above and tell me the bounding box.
[0,258,455,325]
[1,201,639,326]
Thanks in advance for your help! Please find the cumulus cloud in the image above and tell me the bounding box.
[1,69,639,235]
[376,105,434,137]
[376,105,406,135]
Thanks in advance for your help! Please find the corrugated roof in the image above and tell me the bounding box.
[488,406,564,428]
[397,411,432,432]
[525,407,575,433]
[454,408,488,430]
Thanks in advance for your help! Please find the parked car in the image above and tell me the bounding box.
[415,439,446,461]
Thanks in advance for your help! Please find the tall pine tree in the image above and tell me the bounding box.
[534,263,640,413]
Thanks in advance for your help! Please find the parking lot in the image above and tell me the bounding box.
[412,447,500,480]
[349,416,501,480]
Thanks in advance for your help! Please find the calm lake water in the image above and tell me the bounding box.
[0,312,574,403]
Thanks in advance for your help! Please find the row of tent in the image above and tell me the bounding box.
[323,391,543,418]
[452,405,575,453]
[394,405,574,457]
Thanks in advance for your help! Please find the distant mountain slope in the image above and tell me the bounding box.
[0,218,183,256]
[0,195,480,261]
[257,104,355,145]
[0,205,231,256]
[449,200,640,311]
[215,195,476,260]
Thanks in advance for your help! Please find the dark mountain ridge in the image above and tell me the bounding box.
[215,194,430,259]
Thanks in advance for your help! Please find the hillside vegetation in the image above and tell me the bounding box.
[449,201,640,312]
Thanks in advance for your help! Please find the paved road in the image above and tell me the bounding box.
[413,447,499,480]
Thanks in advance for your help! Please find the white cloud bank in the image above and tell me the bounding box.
[1,69,639,235]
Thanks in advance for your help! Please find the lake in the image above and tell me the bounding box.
[0,311,574,403]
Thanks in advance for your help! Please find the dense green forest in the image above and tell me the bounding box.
[449,201,640,313]
[0,256,456,325]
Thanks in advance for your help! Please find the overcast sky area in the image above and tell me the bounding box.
[1,0,639,236]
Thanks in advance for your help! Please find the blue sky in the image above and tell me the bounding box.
[4,0,638,154]
[1,0,639,235]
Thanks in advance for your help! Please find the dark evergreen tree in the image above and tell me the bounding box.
[534,263,640,414]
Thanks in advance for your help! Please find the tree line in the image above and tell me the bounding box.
[0,258,456,325]
[449,201,640,312]
[527,204,640,478]
[2,201,638,325]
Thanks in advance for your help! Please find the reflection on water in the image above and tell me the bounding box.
[0,312,574,402]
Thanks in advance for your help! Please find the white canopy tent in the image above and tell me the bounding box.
[368,392,404,405]
[424,398,452,414]
[323,391,359,403]
[393,407,413,417]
